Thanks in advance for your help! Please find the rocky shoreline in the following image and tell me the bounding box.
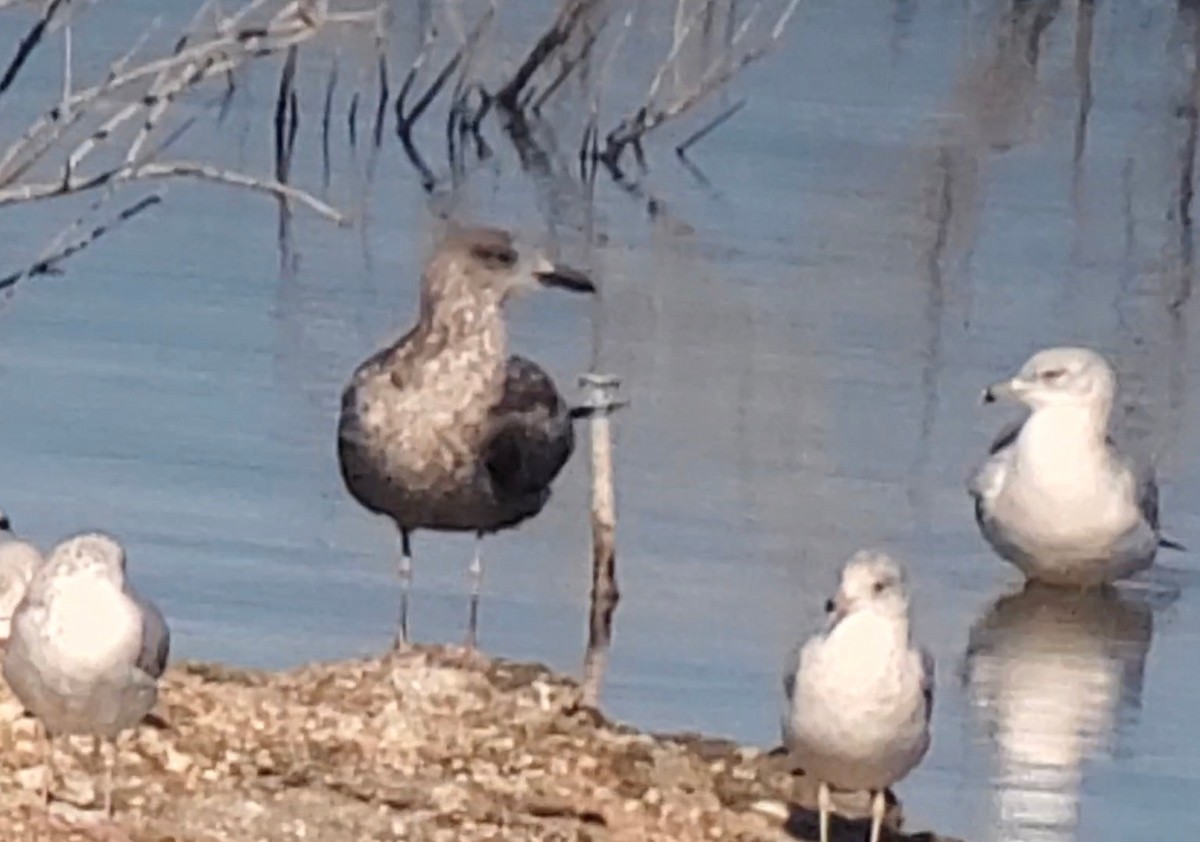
[0,646,959,841]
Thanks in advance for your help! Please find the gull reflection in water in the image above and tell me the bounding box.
[964,583,1154,842]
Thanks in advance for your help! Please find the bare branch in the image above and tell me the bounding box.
[394,4,496,191]
[0,194,162,293]
[321,52,339,190]
[136,162,347,223]
[61,20,71,103]
[0,0,67,101]
[275,46,300,183]
[372,50,389,148]
[598,0,800,174]
[675,96,745,159]
[0,151,347,222]
[529,17,605,113]
[1,0,371,186]
[494,0,598,112]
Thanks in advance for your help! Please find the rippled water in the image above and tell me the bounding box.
[1,1,1199,839]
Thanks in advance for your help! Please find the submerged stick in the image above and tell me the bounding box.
[675,97,745,159]
[495,0,597,112]
[373,51,389,148]
[598,0,799,174]
[275,45,299,184]
[321,53,338,189]
[0,193,162,293]
[0,0,67,101]
[579,372,624,709]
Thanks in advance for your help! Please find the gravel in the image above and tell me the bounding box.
[0,645,963,842]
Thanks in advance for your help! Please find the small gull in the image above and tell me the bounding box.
[337,224,597,648]
[0,509,43,643]
[2,532,170,814]
[783,550,934,842]
[969,346,1182,587]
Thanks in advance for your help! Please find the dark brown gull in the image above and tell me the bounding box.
[337,225,596,648]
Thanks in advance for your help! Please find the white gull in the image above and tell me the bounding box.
[783,550,934,842]
[2,532,170,814]
[969,346,1181,587]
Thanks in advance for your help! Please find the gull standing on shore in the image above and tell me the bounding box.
[783,550,934,842]
[2,532,170,814]
[0,510,43,642]
[337,225,597,649]
[969,346,1182,587]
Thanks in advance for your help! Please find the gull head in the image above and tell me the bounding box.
[982,346,1116,412]
[422,224,595,310]
[44,532,128,587]
[825,549,911,623]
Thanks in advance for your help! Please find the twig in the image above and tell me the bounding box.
[394,9,480,191]
[68,53,235,179]
[372,49,389,148]
[1,0,364,182]
[132,161,345,222]
[494,0,597,112]
[529,18,604,113]
[646,0,711,106]
[275,46,299,183]
[579,2,638,182]
[126,57,220,165]
[217,68,237,121]
[0,159,347,224]
[579,114,598,182]
[321,52,338,190]
[0,0,67,101]
[61,19,71,103]
[0,0,374,286]
[274,45,300,264]
[674,97,745,158]
[0,194,162,293]
[445,6,498,178]
[598,0,799,174]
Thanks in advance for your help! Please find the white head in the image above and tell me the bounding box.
[982,346,1116,414]
[825,549,911,625]
[44,532,127,588]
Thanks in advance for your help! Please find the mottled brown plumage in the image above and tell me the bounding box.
[337,225,595,646]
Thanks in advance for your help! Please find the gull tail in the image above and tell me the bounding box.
[1159,535,1187,552]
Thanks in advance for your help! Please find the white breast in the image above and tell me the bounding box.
[41,575,142,678]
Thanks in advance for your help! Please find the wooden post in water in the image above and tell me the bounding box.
[579,372,622,708]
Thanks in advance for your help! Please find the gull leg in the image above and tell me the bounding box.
[101,738,116,818]
[817,780,831,842]
[465,532,483,650]
[395,529,413,648]
[40,720,53,811]
[869,789,886,842]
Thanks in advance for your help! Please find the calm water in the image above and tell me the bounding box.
[1,1,1198,840]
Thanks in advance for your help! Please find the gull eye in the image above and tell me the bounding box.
[471,243,518,268]
[872,580,887,594]
[1040,368,1066,382]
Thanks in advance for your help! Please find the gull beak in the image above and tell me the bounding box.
[532,255,596,294]
[981,378,1020,405]
[824,595,849,624]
